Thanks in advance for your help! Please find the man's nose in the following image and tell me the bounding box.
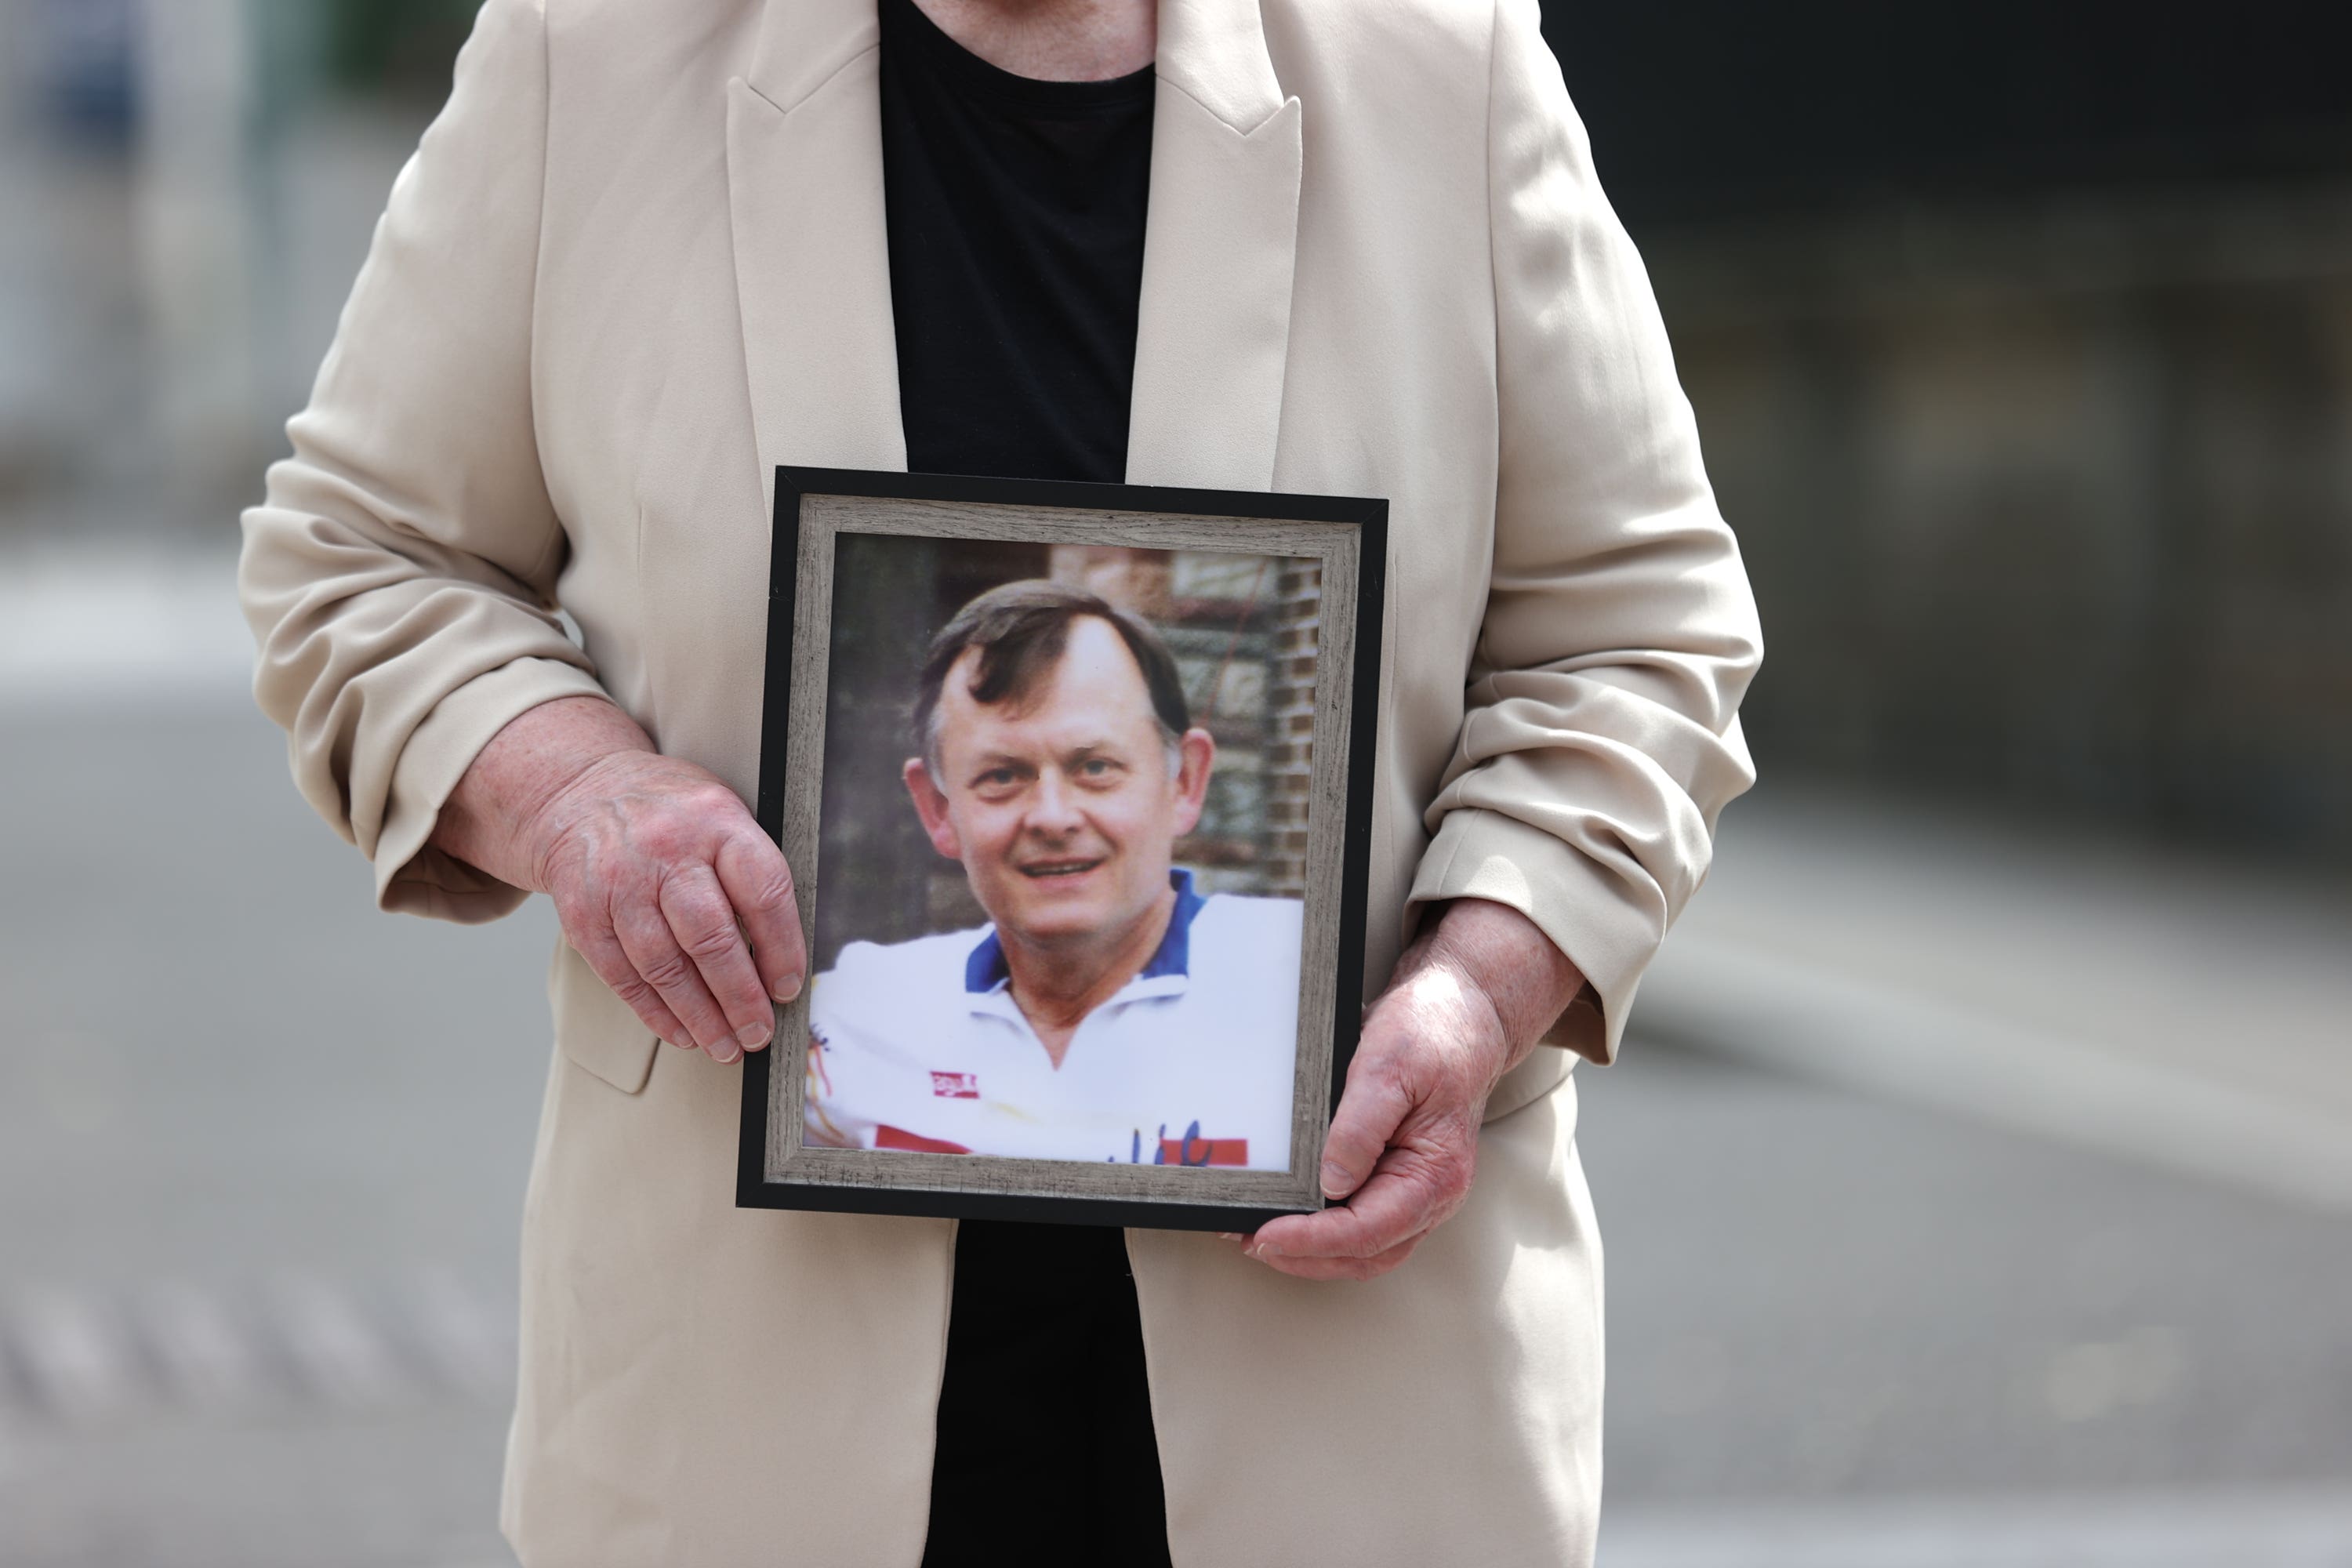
[1022,769,1086,835]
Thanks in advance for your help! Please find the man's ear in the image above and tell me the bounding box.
[1169,728,1217,837]
[902,758,963,860]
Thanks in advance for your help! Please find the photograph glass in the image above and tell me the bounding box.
[805,536,1319,1171]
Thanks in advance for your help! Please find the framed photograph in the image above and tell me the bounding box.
[738,467,1387,1231]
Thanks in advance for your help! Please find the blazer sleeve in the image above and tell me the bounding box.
[238,0,607,924]
[1406,0,1765,1063]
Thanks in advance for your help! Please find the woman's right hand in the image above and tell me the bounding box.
[430,695,806,1064]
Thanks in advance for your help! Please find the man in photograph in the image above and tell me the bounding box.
[807,579,1302,1169]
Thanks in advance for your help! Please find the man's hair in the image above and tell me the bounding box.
[913,579,1191,771]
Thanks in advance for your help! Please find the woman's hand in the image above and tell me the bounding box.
[431,696,805,1064]
[1238,898,1584,1281]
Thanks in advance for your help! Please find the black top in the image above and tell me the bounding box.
[877,5,1173,1564]
[879,0,1156,484]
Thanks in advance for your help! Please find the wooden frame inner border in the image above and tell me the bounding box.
[738,467,1388,1232]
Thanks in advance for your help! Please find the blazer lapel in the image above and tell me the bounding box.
[1127,0,1303,492]
[727,0,907,515]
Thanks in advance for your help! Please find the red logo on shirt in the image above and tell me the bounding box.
[930,1071,980,1100]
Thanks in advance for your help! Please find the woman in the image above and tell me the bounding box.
[241,0,1760,1562]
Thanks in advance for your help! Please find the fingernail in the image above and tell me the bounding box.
[709,1040,742,1065]
[1217,1232,1243,1243]
[772,974,804,1004]
[1250,1241,1283,1259]
[1319,1163,1349,1199]
[738,1023,771,1052]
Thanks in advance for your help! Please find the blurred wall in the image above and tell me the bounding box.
[1544,0,2352,863]
[1650,199,2352,860]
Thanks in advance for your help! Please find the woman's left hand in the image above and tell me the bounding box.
[1236,898,1584,1282]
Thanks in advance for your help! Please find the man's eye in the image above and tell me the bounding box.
[978,769,1019,788]
[1078,758,1117,778]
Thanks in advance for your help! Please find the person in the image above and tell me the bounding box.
[238,0,1762,1562]
[807,579,1303,1167]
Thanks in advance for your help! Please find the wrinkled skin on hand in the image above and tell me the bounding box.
[433,695,806,1065]
[1237,898,1584,1282]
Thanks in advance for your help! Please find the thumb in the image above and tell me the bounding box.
[1318,1060,1414,1201]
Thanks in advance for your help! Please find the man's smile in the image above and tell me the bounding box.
[1017,857,1105,880]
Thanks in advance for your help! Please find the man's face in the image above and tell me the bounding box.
[905,615,1213,953]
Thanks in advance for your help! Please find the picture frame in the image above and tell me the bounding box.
[737,466,1387,1231]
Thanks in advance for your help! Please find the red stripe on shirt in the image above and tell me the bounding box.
[1160,1137,1250,1167]
[876,1124,972,1156]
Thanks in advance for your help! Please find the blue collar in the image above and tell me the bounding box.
[964,869,1207,994]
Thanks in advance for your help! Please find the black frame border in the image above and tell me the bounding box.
[738,466,1388,1232]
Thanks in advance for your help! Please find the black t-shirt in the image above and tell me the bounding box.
[877,3,1172,1563]
[881,0,1155,485]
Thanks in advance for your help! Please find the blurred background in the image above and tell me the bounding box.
[0,1,2346,1563]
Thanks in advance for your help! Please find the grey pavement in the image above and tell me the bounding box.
[1644,785,2352,1213]
[2,551,543,1566]
[1,553,2347,1566]
[1580,1040,2352,1506]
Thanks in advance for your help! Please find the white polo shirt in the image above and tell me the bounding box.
[806,872,1302,1171]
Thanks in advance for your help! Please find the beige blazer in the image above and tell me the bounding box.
[241,0,1760,1561]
